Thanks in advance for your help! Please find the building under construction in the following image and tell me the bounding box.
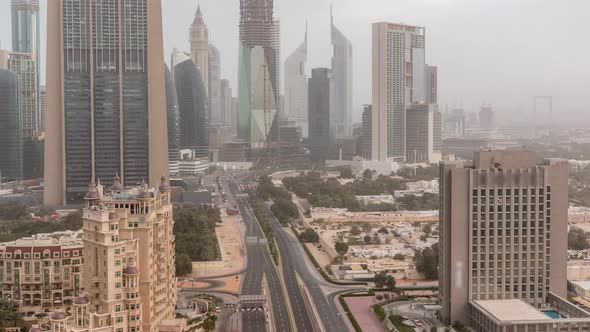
[237,0,281,158]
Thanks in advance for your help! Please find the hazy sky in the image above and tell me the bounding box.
[1,0,588,124]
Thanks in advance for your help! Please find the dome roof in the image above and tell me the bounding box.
[158,176,170,191]
[28,327,42,332]
[109,212,120,220]
[50,312,66,320]
[111,174,124,191]
[85,190,100,200]
[136,191,151,199]
[74,294,90,305]
[124,266,139,275]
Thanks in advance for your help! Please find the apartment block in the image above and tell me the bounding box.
[406,103,441,163]
[440,150,590,331]
[70,176,181,332]
[0,233,83,308]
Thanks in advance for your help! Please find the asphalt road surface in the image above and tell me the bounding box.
[225,180,293,332]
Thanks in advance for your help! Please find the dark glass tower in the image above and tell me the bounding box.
[0,70,23,181]
[45,0,168,206]
[165,64,180,175]
[308,68,331,163]
[172,51,209,157]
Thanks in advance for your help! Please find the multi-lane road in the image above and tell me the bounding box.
[222,174,361,332]
[224,180,293,332]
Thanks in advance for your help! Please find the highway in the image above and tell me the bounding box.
[224,180,293,332]
[259,197,361,332]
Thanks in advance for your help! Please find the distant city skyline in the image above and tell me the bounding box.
[1,0,589,124]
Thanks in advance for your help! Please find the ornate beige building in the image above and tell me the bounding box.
[0,232,84,308]
[64,176,182,332]
[189,5,209,97]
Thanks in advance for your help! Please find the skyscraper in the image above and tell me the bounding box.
[165,65,180,176]
[331,7,353,139]
[39,84,45,132]
[11,0,40,130]
[7,52,38,138]
[308,68,332,163]
[425,65,438,104]
[284,25,309,137]
[220,78,233,128]
[189,5,209,96]
[360,105,372,160]
[0,69,22,181]
[372,22,426,162]
[208,45,222,123]
[440,150,568,327]
[479,105,496,130]
[79,177,181,332]
[405,103,442,163]
[238,0,280,147]
[45,0,169,206]
[172,49,209,157]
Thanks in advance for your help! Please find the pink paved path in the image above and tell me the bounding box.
[345,296,386,332]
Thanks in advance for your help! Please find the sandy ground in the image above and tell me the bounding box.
[344,296,386,332]
[192,211,245,278]
[305,243,333,268]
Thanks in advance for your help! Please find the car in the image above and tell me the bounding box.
[412,319,423,327]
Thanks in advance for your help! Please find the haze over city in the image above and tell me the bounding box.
[3,1,590,332]
[1,0,589,124]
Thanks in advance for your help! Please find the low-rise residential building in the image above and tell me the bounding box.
[0,232,84,308]
[355,195,395,205]
[310,207,438,222]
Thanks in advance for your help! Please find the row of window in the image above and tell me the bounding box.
[472,186,550,197]
[0,250,81,259]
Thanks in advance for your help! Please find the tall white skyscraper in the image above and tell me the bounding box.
[331,7,353,139]
[284,25,308,137]
[372,22,426,162]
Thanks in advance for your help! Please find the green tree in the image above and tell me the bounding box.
[363,169,375,179]
[393,253,405,261]
[416,245,439,280]
[0,299,23,328]
[385,275,396,291]
[299,228,320,243]
[378,227,389,234]
[361,223,373,235]
[339,167,354,179]
[0,202,27,220]
[349,225,361,236]
[175,254,193,276]
[569,227,590,250]
[335,242,349,257]
[373,304,386,321]
[364,235,372,244]
[374,271,387,288]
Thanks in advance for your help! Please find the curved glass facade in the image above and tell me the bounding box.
[173,58,209,157]
[0,70,23,180]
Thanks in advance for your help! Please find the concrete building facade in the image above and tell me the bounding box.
[405,103,441,163]
[208,45,221,124]
[165,65,180,176]
[75,177,179,332]
[439,150,580,330]
[8,52,38,138]
[0,233,83,308]
[44,0,169,206]
[372,22,426,162]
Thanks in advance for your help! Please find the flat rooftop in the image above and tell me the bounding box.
[474,299,551,321]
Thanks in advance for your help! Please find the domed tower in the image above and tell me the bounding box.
[110,173,124,192]
[49,311,67,332]
[73,294,90,328]
[123,258,142,330]
[84,181,101,208]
